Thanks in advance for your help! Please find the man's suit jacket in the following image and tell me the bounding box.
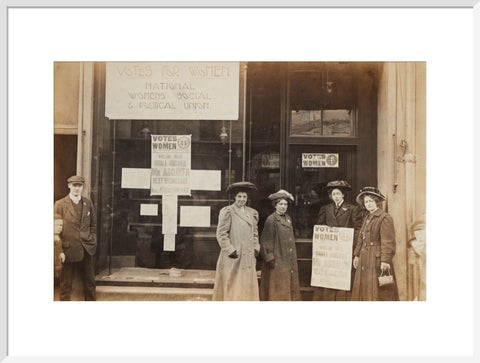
[54,195,97,263]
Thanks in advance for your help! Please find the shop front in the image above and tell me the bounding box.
[54,61,426,300]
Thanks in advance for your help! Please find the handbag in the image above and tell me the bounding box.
[378,268,394,287]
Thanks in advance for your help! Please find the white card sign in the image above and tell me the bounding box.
[180,206,211,227]
[302,153,339,168]
[140,204,158,216]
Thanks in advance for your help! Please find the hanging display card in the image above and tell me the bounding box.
[151,135,191,196]
[189,170,221,191]
[162,195,178,235]
[261,153,280,169]
[163,234,176,252]
[140,204,158,216]
[311,225,354,290]
[302,153,339,168]
[180,206,211,227]
[105,62,240,120]
[121,168,151,189]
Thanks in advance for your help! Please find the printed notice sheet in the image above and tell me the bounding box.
[151,135,191,195]
[311,225,354,290]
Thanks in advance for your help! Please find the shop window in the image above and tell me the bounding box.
[246,64,282,230]
[290,109,354,137]
[105,119,246,268]
[289,66,356,138]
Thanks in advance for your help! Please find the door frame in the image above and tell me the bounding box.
[281,64,378,203]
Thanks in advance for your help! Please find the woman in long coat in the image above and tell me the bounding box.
[352,187,399,301]
[213,182,260,301]
[313,180,362,301]
[259,190,301,301]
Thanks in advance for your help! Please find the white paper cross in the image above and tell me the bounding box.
[121,168,221,251]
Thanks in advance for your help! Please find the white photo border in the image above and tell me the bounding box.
[2,1,480,362]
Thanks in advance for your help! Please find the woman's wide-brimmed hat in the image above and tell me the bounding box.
[355,186,386,205]
[268,189,294,202]
[324,180,352,193]
[225,181,257,196]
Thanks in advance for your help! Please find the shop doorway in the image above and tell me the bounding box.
[54,135,77,202]
[287,144,357,294]
[287,144,356,239]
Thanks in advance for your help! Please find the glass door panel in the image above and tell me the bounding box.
[288,145,356,239]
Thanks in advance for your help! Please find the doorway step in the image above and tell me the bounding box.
[95,267,315,301]
[95,267,215,301]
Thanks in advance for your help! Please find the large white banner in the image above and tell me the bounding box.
[105,62,240,120]
[311,225,354,290]
[151,135,191,196]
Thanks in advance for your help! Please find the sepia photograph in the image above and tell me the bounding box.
[54,61,426,302]
[4,4,477,361]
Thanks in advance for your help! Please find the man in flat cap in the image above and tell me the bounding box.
[54,175,97,301]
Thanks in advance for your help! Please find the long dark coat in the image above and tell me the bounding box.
[213,204,260,301]
[54,195,97,263]
[351,208,399,301]
[313,202,362,301]
[259,212,301,301]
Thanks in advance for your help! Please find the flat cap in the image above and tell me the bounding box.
[67,175,85,184]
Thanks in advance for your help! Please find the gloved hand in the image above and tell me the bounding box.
[228,250,239,259]
[267,259,275,269]
[380,262,391,272]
